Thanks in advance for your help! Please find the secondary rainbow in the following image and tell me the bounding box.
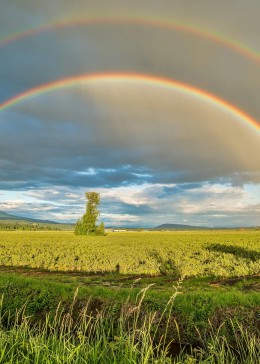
[0,16,259,63]
[0,73,259,134]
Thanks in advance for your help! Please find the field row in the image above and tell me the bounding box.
[0,230,259,277]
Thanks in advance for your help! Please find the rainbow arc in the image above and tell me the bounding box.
[0,73,259,133]
[0,16,259,63]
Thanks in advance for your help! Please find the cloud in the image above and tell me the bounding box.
[0,182,259,226]
[0,82,259,191]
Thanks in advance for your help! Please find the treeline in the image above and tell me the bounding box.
[0,220,62,231]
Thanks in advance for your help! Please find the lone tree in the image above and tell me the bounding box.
[74,192,105,235]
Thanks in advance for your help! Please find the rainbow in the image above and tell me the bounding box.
[0,73,259,134]
[0,16,259,63]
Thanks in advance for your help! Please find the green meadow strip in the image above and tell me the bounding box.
[0,285,259,363]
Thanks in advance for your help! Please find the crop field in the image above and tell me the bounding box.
[0,230,259,277]
[0,230,260,363]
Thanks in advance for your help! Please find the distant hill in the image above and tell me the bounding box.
[153,223,208,230]
[0,211,58,225]
[152,223,259,230]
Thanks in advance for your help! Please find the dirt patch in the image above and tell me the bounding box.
[243,282,260,292]
[209,274,260,288]
[0,265,111,278]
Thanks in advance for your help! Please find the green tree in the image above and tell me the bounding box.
[96,221,106,236]
[74,192,105,235]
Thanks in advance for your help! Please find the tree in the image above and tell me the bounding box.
[96,221,105,235]
[74,192,105,235]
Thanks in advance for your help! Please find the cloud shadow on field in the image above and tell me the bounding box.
[206,244,260,262]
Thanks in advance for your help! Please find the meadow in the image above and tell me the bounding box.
[0,230,259,363]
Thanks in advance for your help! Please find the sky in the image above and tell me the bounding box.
[0,0,259,227]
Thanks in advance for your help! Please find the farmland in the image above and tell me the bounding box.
[0,230,259,277]
[0,230,259,363]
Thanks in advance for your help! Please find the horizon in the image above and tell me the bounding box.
[0,1,259,227]
[0,209,259,229]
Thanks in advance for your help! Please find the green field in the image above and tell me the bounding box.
[0,230,259,363]
[1,230,259,276]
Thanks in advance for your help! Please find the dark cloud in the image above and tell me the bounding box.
[0,83,259,190]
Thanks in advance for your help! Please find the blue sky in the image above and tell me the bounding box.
[0,0,259,227]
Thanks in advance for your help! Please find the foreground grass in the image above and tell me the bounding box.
[0,270,259,344]
[0,288,259,364]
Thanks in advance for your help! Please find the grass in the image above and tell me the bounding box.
[0,270,259,346]
[0,285,259,363]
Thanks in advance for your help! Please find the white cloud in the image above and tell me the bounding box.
[0,181,259,226]
[101,213,141,223]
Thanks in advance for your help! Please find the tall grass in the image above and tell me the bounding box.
[0,285,259,364]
